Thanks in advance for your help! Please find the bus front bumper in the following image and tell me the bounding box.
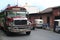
[10,29,31,33]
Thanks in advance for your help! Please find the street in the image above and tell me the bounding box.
[0,29,60,40]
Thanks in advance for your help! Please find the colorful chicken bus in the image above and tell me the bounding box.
[0,5,31,36]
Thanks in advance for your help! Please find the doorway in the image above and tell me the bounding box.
[47,16,50,27]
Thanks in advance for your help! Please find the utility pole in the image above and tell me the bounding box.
[17,0,18,6]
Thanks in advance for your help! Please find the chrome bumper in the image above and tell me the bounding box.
[8,25,31,32]
[11,29,31,32]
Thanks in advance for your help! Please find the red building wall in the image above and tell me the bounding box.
[50,16,54,28]
[42,15,47,24]
[42,13,54,29]
[29,7,60,30]
[53,8,60,16]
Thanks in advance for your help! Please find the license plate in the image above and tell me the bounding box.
[20,29,26,31]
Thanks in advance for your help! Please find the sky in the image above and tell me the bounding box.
[0,0,60,11]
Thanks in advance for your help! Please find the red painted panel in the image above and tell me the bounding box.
[53,9,60,16]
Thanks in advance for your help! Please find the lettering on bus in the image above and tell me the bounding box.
[12,8,20,11]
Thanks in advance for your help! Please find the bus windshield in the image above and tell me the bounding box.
[8,11,27,18]
[16,12,26,17]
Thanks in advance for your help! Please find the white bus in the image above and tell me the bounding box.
[35,19,43,28]
[54,19,60,33]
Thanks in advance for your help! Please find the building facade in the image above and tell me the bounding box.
[28,6,60,31]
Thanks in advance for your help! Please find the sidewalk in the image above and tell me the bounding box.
[0,30,2,40]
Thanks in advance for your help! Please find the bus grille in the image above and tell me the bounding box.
[14,20,27,25]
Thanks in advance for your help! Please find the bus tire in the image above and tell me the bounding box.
[26,31,31,35]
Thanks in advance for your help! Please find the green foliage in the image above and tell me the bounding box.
[0,14,5,18]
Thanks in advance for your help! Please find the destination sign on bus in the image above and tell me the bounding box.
[12,8,20,11]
